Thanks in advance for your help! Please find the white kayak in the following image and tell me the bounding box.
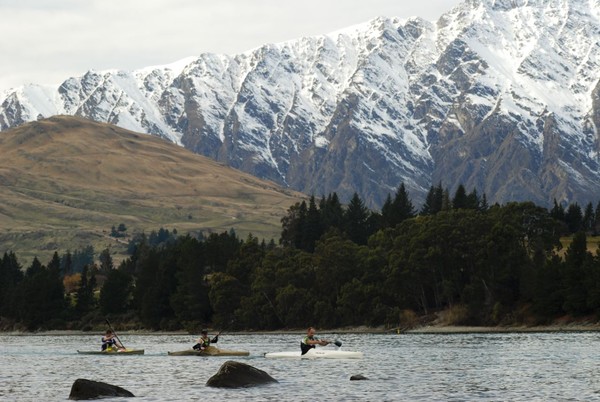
[264,349,363,359]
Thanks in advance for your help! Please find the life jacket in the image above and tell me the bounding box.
[101,336,116,351]
[300,336,316,355]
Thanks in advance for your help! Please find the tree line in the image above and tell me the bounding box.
[1,184,600,331]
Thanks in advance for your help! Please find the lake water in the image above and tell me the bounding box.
[1,332,600,401]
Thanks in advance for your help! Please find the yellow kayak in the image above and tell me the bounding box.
[77,348,145,355]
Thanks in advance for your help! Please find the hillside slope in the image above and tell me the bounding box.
[0,116,305,264]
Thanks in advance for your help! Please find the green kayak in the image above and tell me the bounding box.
[168,346,249,356]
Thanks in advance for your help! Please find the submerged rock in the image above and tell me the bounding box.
[68,378,134,400]
[206,360,278,388]
[350,374,369,381]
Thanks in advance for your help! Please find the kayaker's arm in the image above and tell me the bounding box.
[305,338,328,346]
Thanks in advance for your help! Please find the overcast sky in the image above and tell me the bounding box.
[0,0,461,93]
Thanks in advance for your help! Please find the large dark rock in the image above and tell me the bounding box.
[206,360,278,388]
[68,378,134,400]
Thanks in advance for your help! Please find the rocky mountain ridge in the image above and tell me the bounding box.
[1,0,599,208]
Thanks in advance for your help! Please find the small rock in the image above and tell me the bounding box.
[206,360,278,388]
[350,374,369,381]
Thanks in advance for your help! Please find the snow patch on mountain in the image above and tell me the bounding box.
[1,0,600,207]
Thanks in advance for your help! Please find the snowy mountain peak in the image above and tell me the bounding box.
[1,0,600,208]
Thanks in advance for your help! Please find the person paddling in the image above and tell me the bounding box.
[192,330,219,351]
[101,329,124,351]
[301,327,329,355]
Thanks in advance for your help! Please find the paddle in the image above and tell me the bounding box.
[211,330,223,343]
[318,338,342,347]
[105,318,125,350]
[212,319,234,342]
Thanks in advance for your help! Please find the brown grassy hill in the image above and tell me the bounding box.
[0,116,306,265]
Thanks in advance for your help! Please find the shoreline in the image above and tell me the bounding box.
[4,323,600,336]
[403,324,600,334]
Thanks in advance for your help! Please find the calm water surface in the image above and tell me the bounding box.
[1,332,600,401]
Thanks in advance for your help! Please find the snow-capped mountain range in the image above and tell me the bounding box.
[2,0,599,208]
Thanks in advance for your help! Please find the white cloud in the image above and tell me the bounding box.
[0,0,461,92]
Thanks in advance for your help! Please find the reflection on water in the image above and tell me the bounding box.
[1,332,600,401]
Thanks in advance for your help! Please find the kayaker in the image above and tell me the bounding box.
[192,330,219,351]
[301,327,329,355]
[101,329,123,351]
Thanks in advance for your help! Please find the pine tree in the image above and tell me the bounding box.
[0,252,23,317]
[320,192,345,231]
[76,265,95,313]
[582,202,594,233]
[381,184,414,227]
[421,183,444,215]
[441,189,452,211]
[452,184,469,209]
[550,199,565,221]
[466,188,480,210]
[562,231,590,315]
[344,193,370,245]
[99,268,133,314]
[480,193,489,211]
[61,251,73,276]
[47,252,61,276]
[594,201,600,235]
[280,201,307,249]
[301,196,322,252]
[381,194,394,223]
[565,203,583,234]
[99,248,114,274]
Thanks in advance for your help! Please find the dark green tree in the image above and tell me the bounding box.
[452,184,469,209]
[61,251,73,276]
[564,203,582,234]
[17,258,66,329]
[204,230,241,272]
[382,183,415,227]
[344,193,370,245]
[582,202,595,233]
[0,252,23,317]
[420,182,444,215]
[170,236,211,330]
[319,192,345,230]
[562,231,591,315]
[550,199,565,222]
[280,201,307,249]
[99,248,114,274]
[208,272,244,328]
[99,268,133,314]
[301,196,322,252]
[76,265,96,313]
[72,246,95,274]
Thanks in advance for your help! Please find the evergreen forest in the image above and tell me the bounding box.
[2,183,600,332]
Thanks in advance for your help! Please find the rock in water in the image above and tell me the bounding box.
[68,378,134,400]
[350,374,369,381]
[206,360,278,388]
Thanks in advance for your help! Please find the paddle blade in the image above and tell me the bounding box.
[334,340,342,347]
